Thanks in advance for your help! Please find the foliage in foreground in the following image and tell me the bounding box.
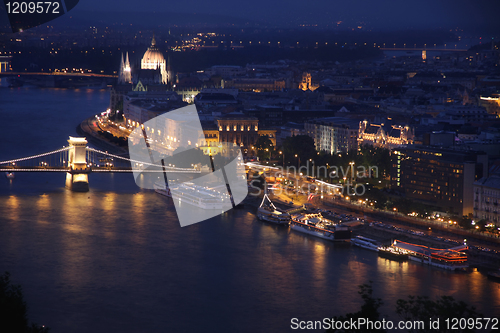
[0,272,49,333]
[327,282,486,333]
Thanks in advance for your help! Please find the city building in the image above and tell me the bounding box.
[118,52,132,84]
[223,78,286,92]
[204,65,246,78]
[358,120,414,149]
[122,91,186,128]
[391,146,488,216]
[305,117,359,154]
[299,72,319,91]
[277,122,306,146]
[140,35,169,85]
[473,175,500,224]
[215,113,276,149]
[245,105,283,127]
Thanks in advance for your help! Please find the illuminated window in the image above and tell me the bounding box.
[234,125,237,131]
[255,125,258,131]
[241,125,244,131]
[226,126,230,131]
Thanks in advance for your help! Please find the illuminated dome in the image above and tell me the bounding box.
[141,35,165,70]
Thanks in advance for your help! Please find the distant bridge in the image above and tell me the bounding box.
[0,137,199,191]
[0,71,117,78]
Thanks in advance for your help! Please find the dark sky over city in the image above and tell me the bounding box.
[74,0,500,32]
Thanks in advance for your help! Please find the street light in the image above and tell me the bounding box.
[349,161,355,182]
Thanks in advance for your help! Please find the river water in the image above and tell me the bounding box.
[0,81,499,332]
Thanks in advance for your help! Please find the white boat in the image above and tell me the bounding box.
[351,236,381,252]
[290,213,351,241]
[154,181,231,210]
[5,172,14,179]
[257,192,290,225]
[154,181,172,197]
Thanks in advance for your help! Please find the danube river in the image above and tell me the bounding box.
[0,82,499,332]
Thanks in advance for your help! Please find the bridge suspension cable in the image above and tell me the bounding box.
[0,147,70,165]
[85,147,196,171]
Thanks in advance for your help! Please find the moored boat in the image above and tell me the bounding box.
[257,192,290,225]
[154,181,231,210]
[290,212,351,242]
[5,172,15,179]
[378,246,409,261]
[351,236,381,252]
[393,240,468,271]
[154,181,172,198]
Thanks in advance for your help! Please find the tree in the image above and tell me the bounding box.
[254,135,274,160]
[327,282,385,333]
[396,295,482,333]
[458,216,473,230]
[0,272,49,333]
[282,135,316,166]
[249,171,265,190]
[475,219,487,232]
[328,282,485,333]
[166,146,207,168]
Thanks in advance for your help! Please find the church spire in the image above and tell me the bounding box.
[125,52,130,67]
[151,33,156,46]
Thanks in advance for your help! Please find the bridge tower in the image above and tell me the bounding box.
[66,137,90,192]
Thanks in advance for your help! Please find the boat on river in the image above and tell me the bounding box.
[290,212,351,242]
[257,192,290,225]
[351,236,381,252]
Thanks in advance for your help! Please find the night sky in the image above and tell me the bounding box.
[73,0,500,32]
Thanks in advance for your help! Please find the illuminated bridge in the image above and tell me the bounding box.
[0,137,199,191]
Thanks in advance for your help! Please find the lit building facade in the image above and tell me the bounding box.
[391,146,488,216]
[305,117,359,154]
[299,72,319,91]
[473,176,500,224]
[141,35,169,84]
[215,113,276,149]
[358,120,414,149]
[118,52,132,84]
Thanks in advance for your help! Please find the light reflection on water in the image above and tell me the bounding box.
[1,187,500,332]
[0,87,499,332]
